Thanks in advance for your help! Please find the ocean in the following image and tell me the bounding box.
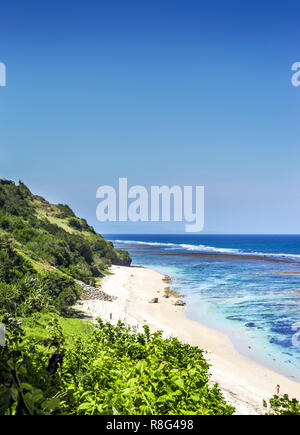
[107,234,300,382]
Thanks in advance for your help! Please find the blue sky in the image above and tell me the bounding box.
[0,0,299,234]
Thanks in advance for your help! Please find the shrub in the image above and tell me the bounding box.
[56,204,75,219]
[0,282,21,316]
[0,237,35,284]
[68,218,82,230]
[0,320,235,415]
[37,271,81,313]
[264,394,300,415]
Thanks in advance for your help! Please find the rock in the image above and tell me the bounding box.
[76,280,116,302]
[174,299,186,306]
[163,294,170,298]
[111,255,132,267]
[149,297,159,304]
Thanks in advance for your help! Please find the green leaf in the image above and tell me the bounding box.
[174,378,185,389]
[0,390,11,414]
[136,360,146,374]
[20,383,34,391]
[42,398,61,411]
[78,402,92,410]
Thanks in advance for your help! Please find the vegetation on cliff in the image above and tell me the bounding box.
[0,179,131,282]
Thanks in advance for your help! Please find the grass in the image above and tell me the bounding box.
[38,212,75,234]
[30,260,55,273]
[21,312,94,343]
[34,199,75,234]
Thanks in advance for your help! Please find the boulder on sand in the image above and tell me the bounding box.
[174,299,186,306]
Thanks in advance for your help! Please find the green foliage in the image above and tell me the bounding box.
[0,318,63,415]
[0,180,131,285]
[0,271,81,318]
[264,394,300,415]
[37,271,81,314]
[0,319,235,415]
[21,313,94,343]
[0,236,81,317]
[0,282,21,316]
[0,181,34,218]
[0,236,35,284]
[68,217,82,230]
[55,204,75,219]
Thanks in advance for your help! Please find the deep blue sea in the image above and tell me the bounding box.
[107,235,300,381]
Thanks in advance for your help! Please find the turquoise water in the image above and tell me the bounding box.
[108,235,300,382]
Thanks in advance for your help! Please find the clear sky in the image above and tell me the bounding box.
[0,0,299,234]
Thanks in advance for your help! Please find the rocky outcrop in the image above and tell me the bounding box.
[112,249,132,267]
[149,297,159,304]
[174,299,186,306]
[76,280,115,302]
[111,257,132,267]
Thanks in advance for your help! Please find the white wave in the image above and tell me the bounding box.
[178,243,241,254]
[114,240,177,247]
[246,251,300,260]
[112,239,300,262]
[113,239,239,253]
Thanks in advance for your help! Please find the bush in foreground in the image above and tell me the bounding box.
[264,394,300,415]
[0,318,234,415]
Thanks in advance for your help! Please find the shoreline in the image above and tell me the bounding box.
[74,265,300,415]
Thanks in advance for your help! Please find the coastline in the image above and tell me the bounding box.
[74,265,300,415]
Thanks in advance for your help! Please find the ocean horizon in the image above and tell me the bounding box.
[108,234,300,382]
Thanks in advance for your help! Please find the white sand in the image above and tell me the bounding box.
[74,265,300,415]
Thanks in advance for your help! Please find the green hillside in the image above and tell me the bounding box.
[0,179,130,280]
[0,179,131,316]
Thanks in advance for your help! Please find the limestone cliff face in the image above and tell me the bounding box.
[111,252,132,267]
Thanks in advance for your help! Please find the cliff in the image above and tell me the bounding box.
[0,179,131,286]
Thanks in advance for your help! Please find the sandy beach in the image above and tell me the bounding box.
[74,265,300,415]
